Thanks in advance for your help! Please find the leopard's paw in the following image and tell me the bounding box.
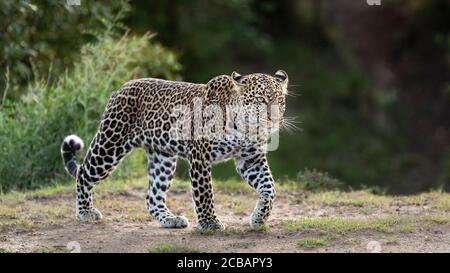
[249,213,268,230]
[197,217,225,231]
[77,208,103,221]
[160,215,189,228]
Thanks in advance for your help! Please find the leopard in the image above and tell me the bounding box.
[61,70,289,230]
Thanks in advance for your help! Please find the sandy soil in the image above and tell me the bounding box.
[0,186,449,253]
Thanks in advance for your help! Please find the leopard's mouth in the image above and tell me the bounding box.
[267,119,281,133]
[248,119,281,134]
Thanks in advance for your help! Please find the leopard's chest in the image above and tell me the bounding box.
[145,134,238,161]
[210,140,238,162]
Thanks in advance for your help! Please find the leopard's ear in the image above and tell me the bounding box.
[230,72,245,96]
[230,71,245,95]
[274,70,288,93]
[231,71,244,84]
[274,70,288,83]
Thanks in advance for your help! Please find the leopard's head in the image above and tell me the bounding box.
[231,70,289,133]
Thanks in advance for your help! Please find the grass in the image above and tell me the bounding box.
[39,247,72,253]
[0,33,181,192]
[286,215,450,249]
[345,237,362,245]
[384,237,400,245]
[284,215,450,236]
[297,236,331,248]
[307,191,391,208]
[0,201,73,232]
[0,175,449,252]
[192,227,244,236]
[403,192,450,211]
[0,176,149,205]
[148,243,202,253]
[0,177,303,206]
[192,225,269,237]
[285,217,399,235]
[428,215,450,224]
[1,175,449,237]
[4,174,447,211]
[215,194,255,215]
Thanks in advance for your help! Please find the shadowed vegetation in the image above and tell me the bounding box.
[1,0,448,194]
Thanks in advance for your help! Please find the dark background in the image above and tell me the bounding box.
[0,0,449,193]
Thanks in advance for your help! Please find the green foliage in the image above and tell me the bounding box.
[125,0,274,82]
[295,168,345,192]
[0,248,11,253]
[0,33,181,192]
[0,0,130,99]
[206,44,404,190]
[148,244,201,253]
[0,0,447,193]
[297,237,331,248]
[123,0,449,193]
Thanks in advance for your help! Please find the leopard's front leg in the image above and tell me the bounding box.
[236,154,276,229]
[189,142,225,231]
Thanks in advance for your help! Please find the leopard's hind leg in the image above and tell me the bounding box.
[79,132,133,220]
[62,126,134,221]
[61,89,142,221]
[145,150,189,228]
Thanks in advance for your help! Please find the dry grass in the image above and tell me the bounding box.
[0,177,449,253]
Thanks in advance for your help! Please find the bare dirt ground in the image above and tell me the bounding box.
[0,180,449,253]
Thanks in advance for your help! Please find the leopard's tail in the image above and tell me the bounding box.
[61,135,84,177]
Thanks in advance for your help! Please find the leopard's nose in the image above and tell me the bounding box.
[268,105,281,123]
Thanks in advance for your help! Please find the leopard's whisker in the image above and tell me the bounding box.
[286,89,300,98]
[281,119,301,133]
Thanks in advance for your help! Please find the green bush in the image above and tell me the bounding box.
[0,0,132,99]
[295,168,345,192]
[0,33,181,192]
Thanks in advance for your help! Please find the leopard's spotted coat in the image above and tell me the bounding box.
[61,70,289,230]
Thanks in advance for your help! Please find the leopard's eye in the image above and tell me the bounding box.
[257,97,266,103]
